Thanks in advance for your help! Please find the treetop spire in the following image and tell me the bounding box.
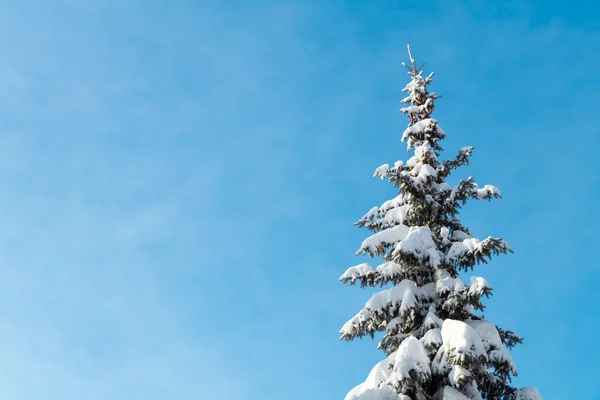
[403,44,425,76]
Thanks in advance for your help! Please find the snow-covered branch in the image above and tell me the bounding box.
[439,146,475,178]
[447,236,513,270]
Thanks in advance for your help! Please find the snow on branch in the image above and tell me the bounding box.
[340,280,429,341]
[355,195,412,232]
[401,118,446,152]
[340,260,421,288]
[446,236,513,270]
[433,270,488,319]
[467,319,517,377]
[400,98,435,118]
[356,224,411,256]
[435,269,466,297]
[373,164,390,180]
[433,386,470,399]
[449,365,474,390]
[420,327,442,356]
[339,263,373,285]
[441,319,487,366]
[447,177,502,210]
[345,336,431,399]
[474,184,502,200]
[439,146,474,178]
[388,336,431,391]
[392,226,441,269]
[345,383,408,400]
[468,276,491,298]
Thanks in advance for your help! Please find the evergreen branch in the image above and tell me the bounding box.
[496,327,524,349]
[448,236,514,271]
[439,146,474,178]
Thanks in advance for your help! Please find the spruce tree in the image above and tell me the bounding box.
[340,46,541,400]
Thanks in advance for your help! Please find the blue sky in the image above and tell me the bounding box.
[0,0,598,399]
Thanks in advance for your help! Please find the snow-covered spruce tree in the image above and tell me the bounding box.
[339,46,541,400]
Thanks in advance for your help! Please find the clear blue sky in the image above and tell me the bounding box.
[0,0,597,399]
